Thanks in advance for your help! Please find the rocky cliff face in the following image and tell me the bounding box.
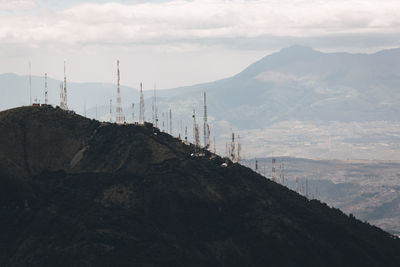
[1,106,400,267]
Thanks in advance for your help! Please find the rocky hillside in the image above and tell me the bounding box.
[1,106,400,267]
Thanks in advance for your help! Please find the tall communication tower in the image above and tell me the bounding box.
[203,92,209,149]
[139,82,145,124]
[166,111,169,132]
[109,99,112,122]
[44,73,48,105]
[59,82,64,108]
[162,112,165,131]
[272,156,276,182]
[185,126,188,143]
[169,109,172,135]
[230,132,236,161]
[131,103,135,123]
[115,60,124,124]
[305,178,309,199]
[29,62,32,105]
[61,61,68,110]
[193,109,200,149]
[152,84,158,127]
[237,135,242,163]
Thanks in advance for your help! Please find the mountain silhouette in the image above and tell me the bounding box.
[0,106,400,266]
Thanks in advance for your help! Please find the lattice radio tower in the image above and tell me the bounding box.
[109,99,112,122]
[230,132,236,161]
[193,109,200,149]
[29,62,32,105]
[152,84,158,127]
[203,92,210,149]
[139,82,145,124]
[115,60,124,124]
[44,73,48,105]
[272,154,276,182]
[131,103,135,123]
[237,134,242,163]
[64,61,67,109]
[59,61,68,110]
[169,109,172,135]
[162,112,165,131]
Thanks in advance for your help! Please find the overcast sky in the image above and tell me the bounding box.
[1,0,399,89]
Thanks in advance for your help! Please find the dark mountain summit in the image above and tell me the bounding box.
[1,106,400,266]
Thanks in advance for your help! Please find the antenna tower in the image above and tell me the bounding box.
[63,61,68,110]
[115,60,124,124]
[153,84,158,127]
[306,178,309,199]
[193,110,200,149]
[185,126,188,143]
[230,132,236,161]
[44,73,48,105]
[59,83,63,108]
[131,103,135,123]
[29,62,32,105]
[272,155,276,182]
[237,134,242,163]
[162,112,165,131]
[139,82,145,124]
[203,92,209,149]
[109,99,112,122]
[169,109,172,135]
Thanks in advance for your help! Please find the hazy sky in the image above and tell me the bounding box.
[1,0,399,89]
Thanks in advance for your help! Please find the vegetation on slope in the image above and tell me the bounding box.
[0,106,399,267]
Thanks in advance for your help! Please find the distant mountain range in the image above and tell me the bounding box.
[2,46,400,159]
[3,45,400,126]
[159,45,400,129]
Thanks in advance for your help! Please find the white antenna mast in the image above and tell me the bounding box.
[29,62,32,105]
[44,73,48,105]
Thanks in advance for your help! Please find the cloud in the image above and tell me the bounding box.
[0,0,36,11]
[0,0,399,49]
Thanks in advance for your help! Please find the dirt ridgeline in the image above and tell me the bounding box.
[1,106,400,267]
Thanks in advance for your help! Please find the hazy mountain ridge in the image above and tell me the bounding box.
[2,46,400,159]
[3,46,400,127]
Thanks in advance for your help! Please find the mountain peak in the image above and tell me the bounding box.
[280,45,319,54]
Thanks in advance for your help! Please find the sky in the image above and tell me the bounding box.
[1,0,399,89]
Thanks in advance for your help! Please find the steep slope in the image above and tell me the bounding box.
[1,106,400,266]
